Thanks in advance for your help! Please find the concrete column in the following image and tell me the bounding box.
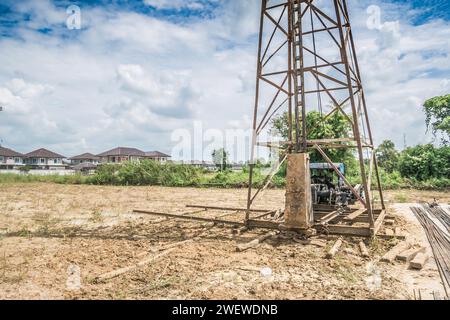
[282,153,313,232]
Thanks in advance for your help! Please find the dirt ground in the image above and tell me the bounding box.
[0,183,448,300]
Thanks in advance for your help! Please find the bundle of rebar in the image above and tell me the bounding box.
[420,203,450,232]
[410,205,450,298]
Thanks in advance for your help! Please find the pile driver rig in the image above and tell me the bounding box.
[135,0,387,238]
[245,0,386,236]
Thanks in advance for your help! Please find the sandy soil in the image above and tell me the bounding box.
[0,183,447,300]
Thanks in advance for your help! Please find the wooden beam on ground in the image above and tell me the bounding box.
[247,219,281,229]
[396,247,426,262]
[376,234,406,240]
[134,209,206,224]
[381,241,411,263]
[316,212,381,224]
[326,238,343,259]
[133,209,245,227]
[319,210,341,225]
[343,208,367,221]
[358,241,370,258]
[372,209,387,236]
[236,231,278,252]
[95,248,176,282]
[252,210,277,220]
[409,252,429,270]
[186,205,269,213]
[318,224,371,237]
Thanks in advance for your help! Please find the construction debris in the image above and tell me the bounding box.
[381,241,411,263]
[310,238,328,248]
[396,247,426,262]
[410,252,430,270]
[96,238,200,282]
[95,248,176,282]
[358,241,370,258]
[326,238,343,259]
[411,205,450,298]
[235,231,277,252]
[292,237,328,248]
[421,203,450,232]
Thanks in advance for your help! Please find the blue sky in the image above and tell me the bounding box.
[0,0,448,161]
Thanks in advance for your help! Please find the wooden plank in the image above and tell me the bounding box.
[326,238,343,259]
[96,248,176,282]
[319,210,341,224]
[321,224,371,237]
[343,208,367,221]
[236,231,278,252]
[135,209,206,224]
[396,247,426,262]
[252,210,277,220]
[359,241,370,258]
[293,238,328,247]
[186,205,269,213]
[372,209,387,236]
[247,219,280,229]
[376,234,406,240]
[409,252,429,270]
[381,241,411,263]
[133,209,245,227]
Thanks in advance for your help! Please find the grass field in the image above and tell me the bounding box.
[0,183,447,299]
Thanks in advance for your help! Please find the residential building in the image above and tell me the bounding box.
[145,151,171,163]
[97,147,146,164]
[69,153,100,165]
[24,148,66,169]
[73,162,97,175]
[0,146,24,169]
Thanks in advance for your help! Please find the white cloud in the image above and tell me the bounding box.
[0,0,448,160]
[143,0,206,10]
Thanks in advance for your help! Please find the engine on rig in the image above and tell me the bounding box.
[310,163,362,207]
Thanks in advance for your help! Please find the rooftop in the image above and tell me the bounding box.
[69,153,100,161]
[145,151,171,158]
[97,147,146,157]
[25,148,65,159]
[0,146,24,158]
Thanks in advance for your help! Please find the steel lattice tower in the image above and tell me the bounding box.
[246,0,386,235]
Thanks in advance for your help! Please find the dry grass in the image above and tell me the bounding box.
[0,182,445,300]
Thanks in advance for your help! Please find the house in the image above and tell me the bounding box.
[0,146,25,169]
[145,151,171,163]
[69,153,100,165]
[73,162,97,175]
[24,148,66,169]
[97,147,146,164]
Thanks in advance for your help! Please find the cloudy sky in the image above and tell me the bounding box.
[0,0,448,161]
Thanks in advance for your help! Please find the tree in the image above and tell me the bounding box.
[423,94,450,144]
[271,111,354,164]
[212,148,228,171]
[376,140,399,173]
[398,144,450,181]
